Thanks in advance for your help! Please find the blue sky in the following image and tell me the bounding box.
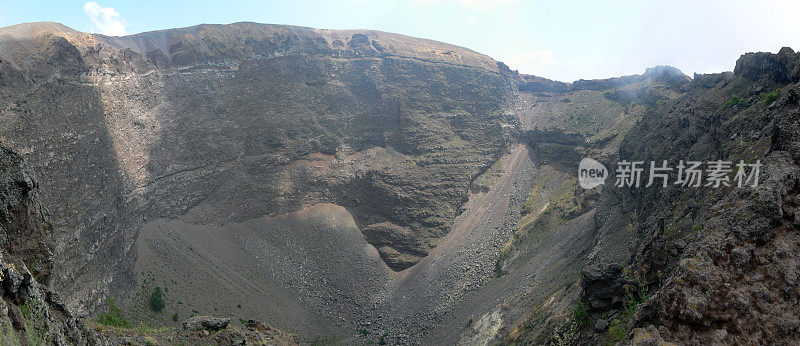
[2,0,799,82]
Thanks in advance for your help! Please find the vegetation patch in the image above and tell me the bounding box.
[96,298,131,327]
[571,301,590,327]
[149,287,165,313]
[0,319,20,345]
[604,268,652,344]
[762,88,781,105]
[606,319,626,344]
[20,298,51,345]
[722,95,745,109]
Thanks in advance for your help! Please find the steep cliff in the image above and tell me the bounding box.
[503,49,800,345]
[0,142,97,344]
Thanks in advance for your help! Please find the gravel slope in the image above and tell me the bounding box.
[133,143,544,343]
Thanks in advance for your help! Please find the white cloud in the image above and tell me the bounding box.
[83,2,127,36]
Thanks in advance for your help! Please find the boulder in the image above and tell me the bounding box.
[182,316,230,331]
[580,262,625,310]
[594,319,608,331]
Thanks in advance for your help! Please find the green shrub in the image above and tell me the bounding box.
[623,270,650,319]
[762,88,781,105]
[149,287,165,313]
[607,319,626,342]
[96,298,130,327]
[171,312,179,322]
[722,95,745,109]
[571,301,590,326]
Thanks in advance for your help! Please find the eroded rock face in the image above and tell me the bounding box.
[0,22,515,308]
[734,47,800,83]
[0,144,53,284]
[575,51,800,344]
[500,49,800,345]
[629,82,800,345]
[0,143,96,344]
[362,222,428,270]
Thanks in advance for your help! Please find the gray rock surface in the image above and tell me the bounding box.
[182,316,230,331]
[0,143,96,344]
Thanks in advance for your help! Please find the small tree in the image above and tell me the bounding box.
[149,287,165,313]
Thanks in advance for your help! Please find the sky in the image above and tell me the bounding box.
[1,0,799,82]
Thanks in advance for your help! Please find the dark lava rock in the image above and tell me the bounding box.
[362,222,429,270]
[0,143,96,344]
[0,143,54,284]
[735,47,800,83]
[580,262,625,310]
[594,319,608,331]
[182,316,231,331]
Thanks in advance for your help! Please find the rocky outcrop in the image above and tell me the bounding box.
[734,47,800,83]
[361,222,429,270]
[93,317,299,345]
[580,263,625,310]
[0,143,96,344]
[569,50,800,344]
[0,144,53,284]
[182,316,231,331]
[627,79,800,345]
